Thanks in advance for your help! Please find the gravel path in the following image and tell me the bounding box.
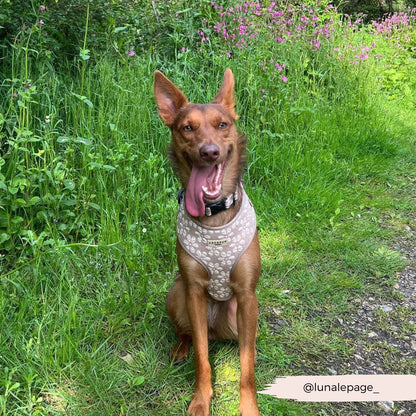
[328,215,416,415]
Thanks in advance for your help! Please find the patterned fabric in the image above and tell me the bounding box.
[177,189,257,301]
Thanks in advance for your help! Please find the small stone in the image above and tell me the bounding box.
[377,401,394,412]
[385,401,394,409]
[368,331,378,338]
[381,305,393,312]
[269,319,286,330]
[119,352,134,364]
[328,368,337,375]
[410,340,416,351]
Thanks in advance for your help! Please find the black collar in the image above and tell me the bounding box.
[177,189,238,217]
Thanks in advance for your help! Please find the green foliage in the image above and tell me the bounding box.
[336,0,416,20]
[0,0,216,62]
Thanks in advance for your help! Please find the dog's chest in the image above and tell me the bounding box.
[177,190,257,301]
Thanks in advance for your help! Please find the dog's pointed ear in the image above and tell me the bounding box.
[212,68,238,120]
[154,71,188,127]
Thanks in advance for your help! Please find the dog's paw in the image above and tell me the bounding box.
[186,401,210,416]
[186,389,212,416]
[170,342,190,363]
[239,397,260,416]
[240,408,260,416]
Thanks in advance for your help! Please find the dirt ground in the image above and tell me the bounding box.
[328,214,416,415]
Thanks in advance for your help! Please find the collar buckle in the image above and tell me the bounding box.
[205,190,238,217]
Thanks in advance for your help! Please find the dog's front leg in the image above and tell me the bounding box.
[232,236,261,416]
[236,289,260,416]
[186,283,213,416]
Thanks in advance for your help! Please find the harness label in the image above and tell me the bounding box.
[207,239,228,247]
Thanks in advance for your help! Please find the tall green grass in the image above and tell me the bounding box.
[1,2,415,415]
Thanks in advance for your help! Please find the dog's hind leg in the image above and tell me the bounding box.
[166,275,192,362]
[184,282,212,416]
[231,235,261,416]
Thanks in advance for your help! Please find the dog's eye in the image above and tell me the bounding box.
[183,125,193,132]
[218,122,228,129]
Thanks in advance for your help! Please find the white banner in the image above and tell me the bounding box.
[258,375,416,402]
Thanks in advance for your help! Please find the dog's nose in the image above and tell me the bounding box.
[200,144,220,162]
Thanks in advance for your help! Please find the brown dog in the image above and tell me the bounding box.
[154,69,261,416]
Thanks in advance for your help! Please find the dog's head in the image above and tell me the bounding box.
[154,69,246,217]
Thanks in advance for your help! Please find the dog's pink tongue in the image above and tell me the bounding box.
[185,165,215,217]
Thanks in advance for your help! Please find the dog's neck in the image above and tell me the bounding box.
[203,189,239,217]
[178,183,241,219]
[190,184,244,228]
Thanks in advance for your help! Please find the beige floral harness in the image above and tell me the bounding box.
[177,189,257,301]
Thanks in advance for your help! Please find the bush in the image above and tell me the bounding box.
[0,0,214,62]
[335,0,416,20]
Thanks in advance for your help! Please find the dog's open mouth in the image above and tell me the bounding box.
[185,161,226,217]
